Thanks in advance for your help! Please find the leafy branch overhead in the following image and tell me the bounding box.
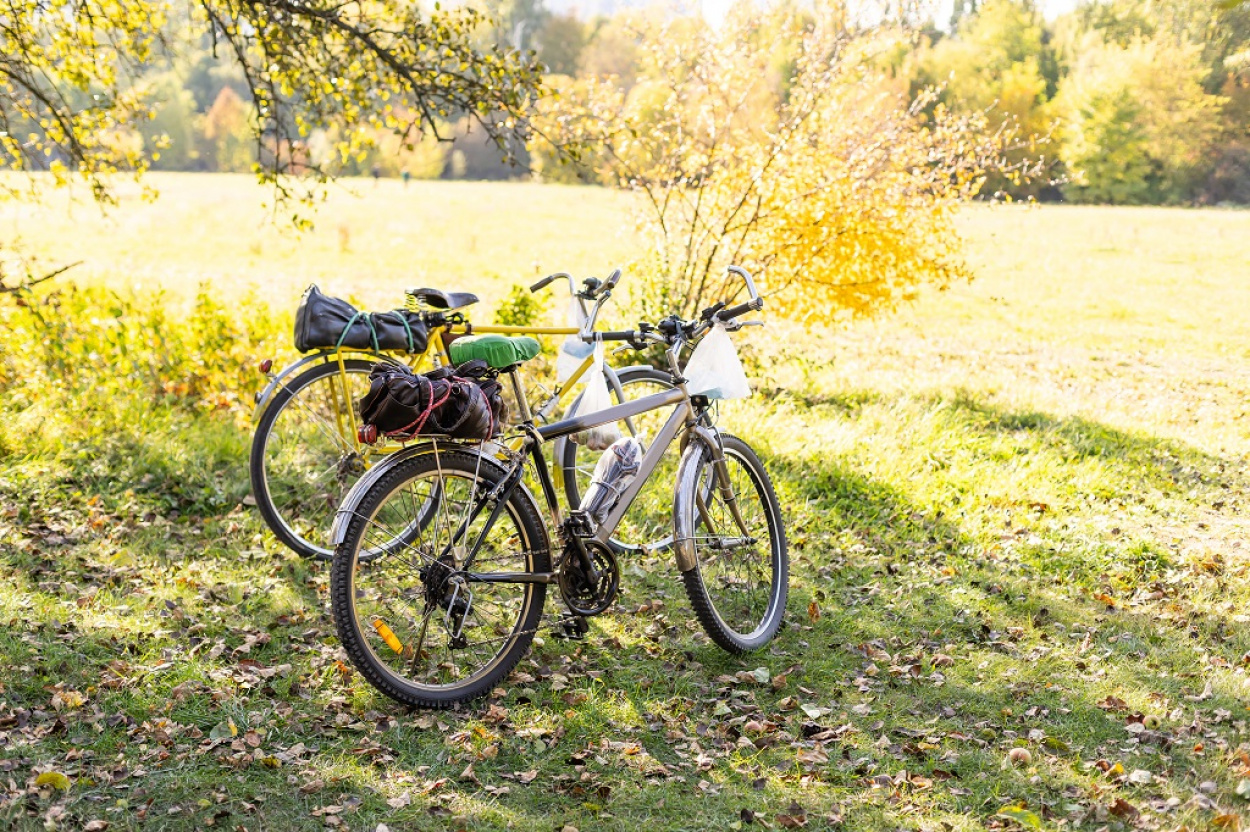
[0,1,546,204]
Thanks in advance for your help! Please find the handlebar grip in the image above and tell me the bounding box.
[604,268,622,290]
[598,330,637,342]
[720,298,762,321]
[530,274,558,293]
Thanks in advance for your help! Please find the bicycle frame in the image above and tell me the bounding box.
[331,339,745,584]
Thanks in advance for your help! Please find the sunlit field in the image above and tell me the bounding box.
[2,174,1249,831]
[1,174,637,311]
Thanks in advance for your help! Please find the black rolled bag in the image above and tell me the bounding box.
[358,360,507,442]
[293,285,430,354]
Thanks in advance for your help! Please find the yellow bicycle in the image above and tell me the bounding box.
[249,271,673,560]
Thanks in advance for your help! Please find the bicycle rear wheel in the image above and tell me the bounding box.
[677,433,788,653]
[331,447,550,708]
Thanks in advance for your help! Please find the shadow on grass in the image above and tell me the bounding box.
[938,388,1241,494]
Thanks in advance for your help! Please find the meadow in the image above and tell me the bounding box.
[1,174,1249,831]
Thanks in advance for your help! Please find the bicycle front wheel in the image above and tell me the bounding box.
[677,433,788,653]
[331,447,550,708]
[250,358,379,560]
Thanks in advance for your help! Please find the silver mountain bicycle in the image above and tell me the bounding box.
[329,267,788,708]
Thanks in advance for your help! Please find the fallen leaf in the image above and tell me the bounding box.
[209,719,238,741]
[1097,696,1129,712]
[998,806,1043,830]
[50,689,86,711]
[807,600,820,622]
[1109,798,1139,820]
[35,771,71,791]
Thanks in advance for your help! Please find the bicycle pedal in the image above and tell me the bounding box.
[553,616,590,640]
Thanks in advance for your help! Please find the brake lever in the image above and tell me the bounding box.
[723,320,765,332]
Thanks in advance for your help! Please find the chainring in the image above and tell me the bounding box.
[558,540,619,616]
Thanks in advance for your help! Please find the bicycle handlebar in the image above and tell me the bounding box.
[726,265,761,306]
[599,266,765,350]
[707,266,763,323]
[531,272,574,295]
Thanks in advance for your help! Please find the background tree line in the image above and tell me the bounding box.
[111,0,1250,205]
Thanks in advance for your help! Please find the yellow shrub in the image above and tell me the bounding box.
[538,4,1028,325]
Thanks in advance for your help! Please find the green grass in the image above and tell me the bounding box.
[2,176,1250,830]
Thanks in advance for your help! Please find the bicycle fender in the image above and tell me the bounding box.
[671,424,722,572]
[250,350,395,425]
[329,442,548,553]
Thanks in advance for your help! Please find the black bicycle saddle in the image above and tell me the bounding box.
[406,287,480,311]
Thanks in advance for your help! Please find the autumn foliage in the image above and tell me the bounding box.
[539,6,1027,325]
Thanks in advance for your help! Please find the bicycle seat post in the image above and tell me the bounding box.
[507,367,533,424]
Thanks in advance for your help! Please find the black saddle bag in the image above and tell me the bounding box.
[293,285,430,354]
[358,360,507,441]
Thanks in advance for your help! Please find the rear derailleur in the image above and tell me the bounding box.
[419,551,472,649]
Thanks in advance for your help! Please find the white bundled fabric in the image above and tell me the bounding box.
[555,296,592,384]
[683,322,751,400]
[570,342,622,450]
[579,436,644,524]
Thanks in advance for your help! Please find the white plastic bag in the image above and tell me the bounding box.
[683,323,751,400]
[555,296,592,384]
[571,343,622,450]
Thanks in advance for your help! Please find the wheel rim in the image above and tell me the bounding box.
[691,446,780,640]
[260,366,373,558]
[348,467,537,693]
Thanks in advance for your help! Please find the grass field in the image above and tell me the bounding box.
[2,175,1250,831]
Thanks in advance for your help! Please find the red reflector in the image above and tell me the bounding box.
[358,424,377,445]
[259,358,273,374]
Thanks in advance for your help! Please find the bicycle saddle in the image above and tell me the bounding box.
[406,287,479,311]
[449,334,541,369]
